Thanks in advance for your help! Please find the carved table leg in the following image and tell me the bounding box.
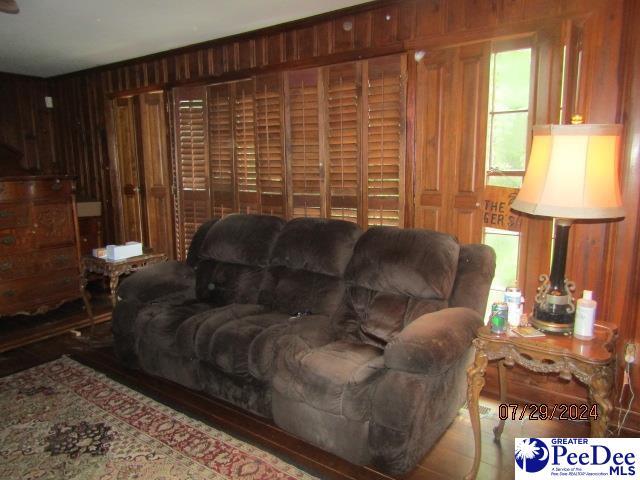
[588,366,614,437]
[109,273,119,307]
[465,346,489,480]
[79,267,95,337]
[493,359,508,442]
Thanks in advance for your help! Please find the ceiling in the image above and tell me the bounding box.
[0,0,369,78]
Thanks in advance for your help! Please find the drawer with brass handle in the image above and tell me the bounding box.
[53,254,72,263]
[31,179,72,198]
[0,228,34,254]
[1,235,15,245]
[0,247,77,281]
[0,203,29,229]
[0,267,79,313]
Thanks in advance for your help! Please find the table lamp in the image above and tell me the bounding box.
[510,116,624,333]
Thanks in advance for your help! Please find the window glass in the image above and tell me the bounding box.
[491,49,532,111]
[483,46,532,321]
[487,111,528,172]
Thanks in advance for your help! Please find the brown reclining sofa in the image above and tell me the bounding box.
[112,213,495,475]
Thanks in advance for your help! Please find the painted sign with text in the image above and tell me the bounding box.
[483,185,523,232]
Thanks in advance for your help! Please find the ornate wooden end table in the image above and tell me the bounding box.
[80,252,167,307]
[464,323,617,480]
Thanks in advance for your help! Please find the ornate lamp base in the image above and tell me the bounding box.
[531,302,575,333]
[530,219,576,334]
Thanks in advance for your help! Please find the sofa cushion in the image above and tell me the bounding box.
[207,312,291,376]
[134,299,211,352]
[199,213,285,266]
[260,267,346,317]
[195,261,264,305]
[275,340,385,422]
[340,227,460,345]
[195,214,285,304]
[346,227,459,299]
[174,303,268,359]
[269,217,361,277]
[258,218,361,316]
[248,314,334,382]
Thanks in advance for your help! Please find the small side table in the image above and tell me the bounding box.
[81,252,167,307]
[465,323,617,480]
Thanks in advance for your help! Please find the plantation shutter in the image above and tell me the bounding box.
[233,80,259,214]
[207,83,235,217]
[364,55,406,227]
[286,69,323,218]
[255,74,286,216]
[174,86,209,258]
[325,63,360,223]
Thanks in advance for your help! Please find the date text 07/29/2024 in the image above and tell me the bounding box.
[499,403,598,422]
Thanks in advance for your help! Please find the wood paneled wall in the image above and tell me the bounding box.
[41,0,640,430]
[0,73,56,172]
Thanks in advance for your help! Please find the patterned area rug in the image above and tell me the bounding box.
[0,357,317,479]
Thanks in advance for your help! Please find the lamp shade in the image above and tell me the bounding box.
[510,124,624,219]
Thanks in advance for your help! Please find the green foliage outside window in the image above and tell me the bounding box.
[483,47,532,316]
[486,48,532,177]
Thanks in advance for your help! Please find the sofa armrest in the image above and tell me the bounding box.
[384,307,482,375]
[117,260,195,304]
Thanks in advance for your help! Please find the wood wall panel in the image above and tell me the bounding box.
[111,96,144,243]
[371,5,399,46]
[41,0,640,430]
[416,0,446,37]
[0,73,56,173]
[414,50,450,232]
[316,22,333,57]
[413,43,488,244]
[608,0,640,423]
[138,91,175,258]
[354,12,372,49]
[333,15,356,53]
[451,43,489,245]
[297,26,316,59]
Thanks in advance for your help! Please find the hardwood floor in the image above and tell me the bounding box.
[0,321,589,480]
[0,285,112,353]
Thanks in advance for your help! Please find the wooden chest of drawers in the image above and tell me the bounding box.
[0,176,82,316]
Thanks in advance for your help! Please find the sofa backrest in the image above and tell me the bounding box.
[449,244,496,314]
[185,218,219,267]
[258,217,362,316]
[337,226,460,347]
[195,214,285,305]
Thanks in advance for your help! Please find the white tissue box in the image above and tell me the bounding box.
[106,242,143,260]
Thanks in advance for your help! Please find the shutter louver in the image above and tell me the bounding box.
[207,83,235,217]
[365,56,405,227]
[234,80,259,214]
[326,63,359,223]
[255,74,286,216]
[286,69,322,218]
[174,86,209,258]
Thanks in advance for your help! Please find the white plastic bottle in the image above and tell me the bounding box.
[573,290,596,340]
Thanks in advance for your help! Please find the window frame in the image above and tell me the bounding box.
[483,37,535,314]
